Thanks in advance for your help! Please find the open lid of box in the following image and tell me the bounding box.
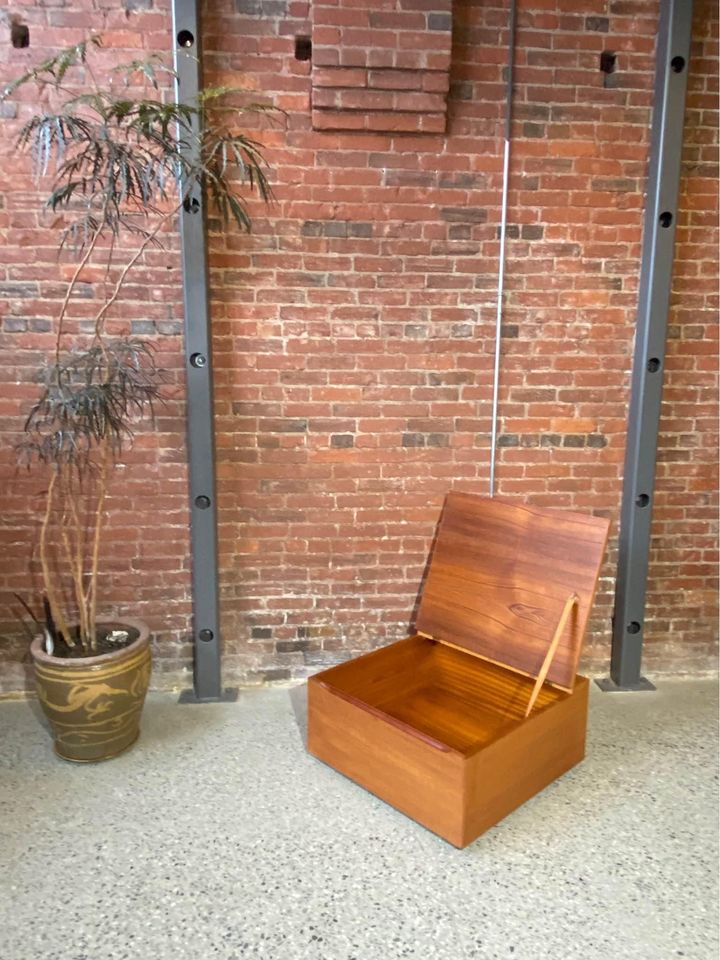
[416,493,611,692]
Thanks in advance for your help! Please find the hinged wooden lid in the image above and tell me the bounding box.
[416,493,610,691]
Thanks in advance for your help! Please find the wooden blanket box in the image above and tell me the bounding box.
[308,492,610,848]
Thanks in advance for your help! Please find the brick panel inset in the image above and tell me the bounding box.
[311,0,452,134]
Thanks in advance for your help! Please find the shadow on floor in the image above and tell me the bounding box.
[288,682,308,748]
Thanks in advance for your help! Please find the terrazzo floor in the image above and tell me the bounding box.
[0,678,717,960]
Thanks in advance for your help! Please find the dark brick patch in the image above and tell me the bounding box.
[515,103,551,121]
[28,318,52,332]
[591,178,637,192]
[402,433,425,447]
[439,173,486,190]
[235,0,287,16]
[322,220,347,238]
[302,219,373,239]
[385,170,436,188]
[131,320,155,334]
[3,318,27,332]
[287,419,310,432]
[521,225,544,240]
[603,72,624,90]
[155,321,183,336]
[501,324,519,338]
[276,640,311,653]
[523,122,546,138]
[348,222,373,238]
[404,324,428,339]
[449,81,473,101]
[502,434,541,448]
[440,207,487,224]
[251,627,273,639]
[586,16,610,32]
[451,323,473,338]
[0,282,38,298]
[289,272,326,287]
[256,667,291,682]
[553,243,582,257]
[448,225,472,240]
[331,434,354,448]
[428,12,452,31]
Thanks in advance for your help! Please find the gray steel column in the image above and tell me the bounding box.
[606,0,694,690]
[172,0,227,701]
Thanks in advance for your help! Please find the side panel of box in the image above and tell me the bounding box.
[308,676,466,847]
[462,676,589,846]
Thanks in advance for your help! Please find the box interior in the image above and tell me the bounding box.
[319,635,570,756]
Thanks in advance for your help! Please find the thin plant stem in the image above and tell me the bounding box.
[54,225,103,367]
[59,486,87,644]
[39,470,74,648]
[86,439,109,651]
[66,478,90,647]
[61,524,87,644]
[92,203,181,341]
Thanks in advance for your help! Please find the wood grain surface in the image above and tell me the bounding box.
[308,662,467,846]
[461,676,589,846]
[416,492,610,690]
[308,636,589,847]
[310,636,566,755]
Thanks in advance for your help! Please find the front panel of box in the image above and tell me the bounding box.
[308,677,467,847]
[308,659,590,848]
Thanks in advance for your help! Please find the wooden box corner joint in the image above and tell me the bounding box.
[307,493,610,848]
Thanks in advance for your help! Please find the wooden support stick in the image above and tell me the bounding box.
[524,593,579,719]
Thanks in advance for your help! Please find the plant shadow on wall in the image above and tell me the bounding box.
[2,35,273,761]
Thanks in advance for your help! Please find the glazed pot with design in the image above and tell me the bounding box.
[30,619,151,762]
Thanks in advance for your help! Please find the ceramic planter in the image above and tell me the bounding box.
[30,619,151,762]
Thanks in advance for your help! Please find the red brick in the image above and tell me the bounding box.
[367,68,421,90]
[312,67,367,89]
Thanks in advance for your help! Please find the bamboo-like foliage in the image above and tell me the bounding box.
[3,38,271,251]
[19,339,165,472]
[6,36,273,652]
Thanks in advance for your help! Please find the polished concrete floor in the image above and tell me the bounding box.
[0,678,717,960]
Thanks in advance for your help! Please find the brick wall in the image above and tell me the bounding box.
[0,0,716,694]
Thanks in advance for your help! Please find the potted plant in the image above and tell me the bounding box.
[4,37,270,761]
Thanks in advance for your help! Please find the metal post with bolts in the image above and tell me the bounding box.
[597,0,694,693]
[172,0,236,703]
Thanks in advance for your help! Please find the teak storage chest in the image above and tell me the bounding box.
[308,493,610,848]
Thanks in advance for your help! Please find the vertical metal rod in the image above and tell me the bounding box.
[610,0,694,688]
[489,0,517,498]
[172,0,223,701]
